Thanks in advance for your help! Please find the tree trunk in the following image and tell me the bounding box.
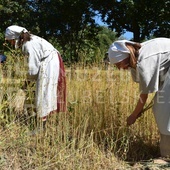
[133,23,141,42]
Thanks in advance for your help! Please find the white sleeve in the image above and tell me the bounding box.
[137,54,161,94]
[23,43,40,75]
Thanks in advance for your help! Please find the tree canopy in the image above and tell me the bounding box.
[0,0,169,62]
[92,0,170,42]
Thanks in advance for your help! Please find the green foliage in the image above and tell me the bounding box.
[92,0,170,42]
[97,26,117,54]
[0,0,104,63]
[61,26,117,64]
[1,0,169,62]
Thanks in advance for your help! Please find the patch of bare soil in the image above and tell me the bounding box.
[127,158,170,170]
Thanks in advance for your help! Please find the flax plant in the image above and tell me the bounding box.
[0,52,160,169]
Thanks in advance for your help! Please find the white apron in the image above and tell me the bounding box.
[22,35,60,118]
[36,51,59,118]
[153,65,170,135]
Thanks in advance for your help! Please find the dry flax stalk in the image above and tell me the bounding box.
[10,89,26,113]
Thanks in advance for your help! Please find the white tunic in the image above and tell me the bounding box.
[22,35,60,118]
[131,38,170,135]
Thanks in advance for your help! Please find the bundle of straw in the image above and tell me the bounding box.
[10,89,26,113]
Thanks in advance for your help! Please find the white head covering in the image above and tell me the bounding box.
[108,40,135,64]
[5,25,28,40]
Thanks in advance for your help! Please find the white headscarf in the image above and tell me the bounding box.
[5,25,28,40]
[108,40,135,64]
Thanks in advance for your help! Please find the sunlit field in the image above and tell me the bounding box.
[0,53,160,169]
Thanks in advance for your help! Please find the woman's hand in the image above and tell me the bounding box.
[126,112,142,126]
[127,114,138,126]
[127,93,148,126]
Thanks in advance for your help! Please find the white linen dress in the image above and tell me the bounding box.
[22,35,60,118]
[131,38,170,135]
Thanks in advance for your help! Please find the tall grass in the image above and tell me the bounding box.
[0,53,160,169]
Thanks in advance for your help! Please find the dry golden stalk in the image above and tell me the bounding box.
[9,89,26,113]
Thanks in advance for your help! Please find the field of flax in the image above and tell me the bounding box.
[0,53,160,169]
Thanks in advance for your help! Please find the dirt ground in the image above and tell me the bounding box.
[127,158,170,170]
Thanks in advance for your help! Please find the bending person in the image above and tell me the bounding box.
[108,38,170,157]
[5,25,66,129]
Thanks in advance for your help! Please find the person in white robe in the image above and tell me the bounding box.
[108,38,170,157]
[5,25,66,129]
